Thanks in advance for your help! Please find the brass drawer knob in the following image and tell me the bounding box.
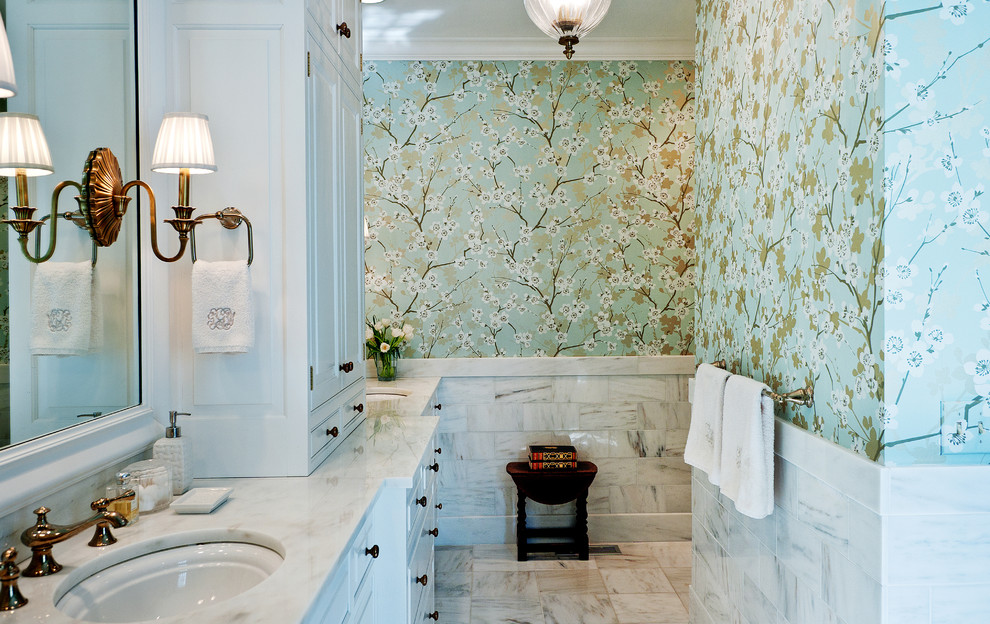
[336,22,351,38]
[416,573,429,586]
[435,502,442,510]
[327,426,339,438]
[416,496,428,507]
[353,403,364,413]
[428,462,439,472]
[339,362,354,373]
[365,544,379,558]
[428,611,439,621]
[427,527,439,537]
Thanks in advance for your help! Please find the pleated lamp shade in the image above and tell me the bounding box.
[151,113,217,175]
[523,0,611,42]
[0,14,18,98]
[0,113,54,176]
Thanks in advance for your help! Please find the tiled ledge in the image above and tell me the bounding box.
[366,355,696,378]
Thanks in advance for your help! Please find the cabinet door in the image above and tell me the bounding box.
[307,34,344,410]
[338,79,365,390]
[335,0,361,81]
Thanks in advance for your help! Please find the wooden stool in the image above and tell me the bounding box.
[505,461,598,561]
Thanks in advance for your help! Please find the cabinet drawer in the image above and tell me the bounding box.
[312,563,349,624]
[408,533,434,619]
[341,385,367,430]
[348,569,375,624]
[348,513,376,597]
[310,405,344,461]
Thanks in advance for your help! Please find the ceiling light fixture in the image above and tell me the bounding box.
[523,0,611,59]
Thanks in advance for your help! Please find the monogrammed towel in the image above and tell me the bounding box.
[30,262,93,356]
[191,260,253,354]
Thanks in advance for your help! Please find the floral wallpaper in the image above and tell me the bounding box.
[695,0,887,459]
[363,61,696,357]
[881,2,990,465]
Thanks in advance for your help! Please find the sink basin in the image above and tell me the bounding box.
[54,529,284,623]
[366,387,412,401]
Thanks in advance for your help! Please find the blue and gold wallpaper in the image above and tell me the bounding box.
[695,0,887,458]
[882,2,990,464]
[363,61,696,357]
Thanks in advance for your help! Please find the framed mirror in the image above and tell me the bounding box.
[0,0,140,450]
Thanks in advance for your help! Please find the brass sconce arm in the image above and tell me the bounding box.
[120,179,189,263]
[2,179,82,264]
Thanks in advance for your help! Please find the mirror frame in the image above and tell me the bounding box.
[0,1,168,517]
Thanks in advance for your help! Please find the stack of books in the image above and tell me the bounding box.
[528,445,577,470]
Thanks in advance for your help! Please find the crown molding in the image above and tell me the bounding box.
[362,36,695,61]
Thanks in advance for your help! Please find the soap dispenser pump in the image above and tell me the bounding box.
[153,411,193,495]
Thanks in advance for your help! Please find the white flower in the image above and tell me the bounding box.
[366,328,373,340]
[940,0,973,25]
[941,420,969,451]
[380,343,391,353]
[964,349,990,396]
[402,324,414,337]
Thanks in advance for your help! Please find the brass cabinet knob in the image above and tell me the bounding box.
[434,403,442,410]
[338,362,354,373]
[365,545,379,559]
[336,22,351,38]
[427,611,439,621]
[327,426,339,438]
[434,447,442,455]
[428,462,439,472]
[416,573,429,586]
[416,496,428,507]
[435,502,442,510]
[427,528,439,537]
[353,403,364,413]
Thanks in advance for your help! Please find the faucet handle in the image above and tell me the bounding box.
[0,548,29,611]
[88,491,133,547]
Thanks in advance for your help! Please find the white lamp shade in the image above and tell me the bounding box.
[523,0,611,40]
[151,112,217,175]
[0,113,53,176]
[0,14,17,98]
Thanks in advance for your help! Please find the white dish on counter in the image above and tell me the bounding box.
[170,487,233,514]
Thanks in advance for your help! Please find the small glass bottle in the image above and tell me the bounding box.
[107,471,139,524]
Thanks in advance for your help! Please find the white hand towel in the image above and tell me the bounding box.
[192,260,254,354]
[30,262,93,356]
[719,375,775,519]
[89,270,104,353]
[684,363,732,485]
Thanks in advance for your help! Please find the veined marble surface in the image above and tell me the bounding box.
[5,378,440,624]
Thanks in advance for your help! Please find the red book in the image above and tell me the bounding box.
[529,445,577,461]
[528,459,578,470]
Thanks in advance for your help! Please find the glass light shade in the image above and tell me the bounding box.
[151,112,217,175]
[0,113,54,177]
[523,0,611,41]
[0,14,17,98]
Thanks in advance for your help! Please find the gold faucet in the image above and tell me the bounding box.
[1,548,29,611]
[19,491,134,577]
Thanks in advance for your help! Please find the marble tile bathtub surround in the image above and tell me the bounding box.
[422,358,694,547]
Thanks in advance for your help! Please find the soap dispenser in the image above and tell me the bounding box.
[153,411,193,495]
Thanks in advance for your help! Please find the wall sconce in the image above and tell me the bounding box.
[523,0,611,59]
[1,112,253,265]
[0,13,17,97]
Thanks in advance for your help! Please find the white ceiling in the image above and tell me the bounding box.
[362,0,696,61]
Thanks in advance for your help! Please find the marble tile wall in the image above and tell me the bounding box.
[690,420,883,624]
[394,357,695,546]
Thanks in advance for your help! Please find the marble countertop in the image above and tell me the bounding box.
[4,377,440,624]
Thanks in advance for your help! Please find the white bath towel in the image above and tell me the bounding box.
[192,260,254,354]
[719,375,775,519]
[684,363,732,485]
[30,262,93,356]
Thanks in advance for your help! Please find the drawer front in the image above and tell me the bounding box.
[348,570,375,624]
[341,384,367,430]
[310,405,344,461]
[312,563,349,624]
[413,553,436,624]
[408,528,434,619]
[349,513,376,597]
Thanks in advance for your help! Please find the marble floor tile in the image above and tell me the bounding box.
[536,569,608,594]
[650,541,693,568]
[472,570,540,599]
[540,593,619,624]
[610,593,690,624]
[601,568,675,594]
[475,557,600,572]
[661,567,691,595]
[437,546,475,575]
[471,597,546,624]
[594,553,663,569]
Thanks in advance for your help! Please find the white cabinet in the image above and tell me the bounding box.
[153,0,365,477]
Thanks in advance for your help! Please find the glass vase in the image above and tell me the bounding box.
[374,351,397,381]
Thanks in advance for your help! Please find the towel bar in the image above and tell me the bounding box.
[707,360,814,408]
[188,207,254,266]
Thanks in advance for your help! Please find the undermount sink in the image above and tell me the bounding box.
[366,387,413,401]
[54,529,284,623]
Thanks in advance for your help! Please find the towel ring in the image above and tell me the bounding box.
[189,207,254,266]
[34,212,99,266]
